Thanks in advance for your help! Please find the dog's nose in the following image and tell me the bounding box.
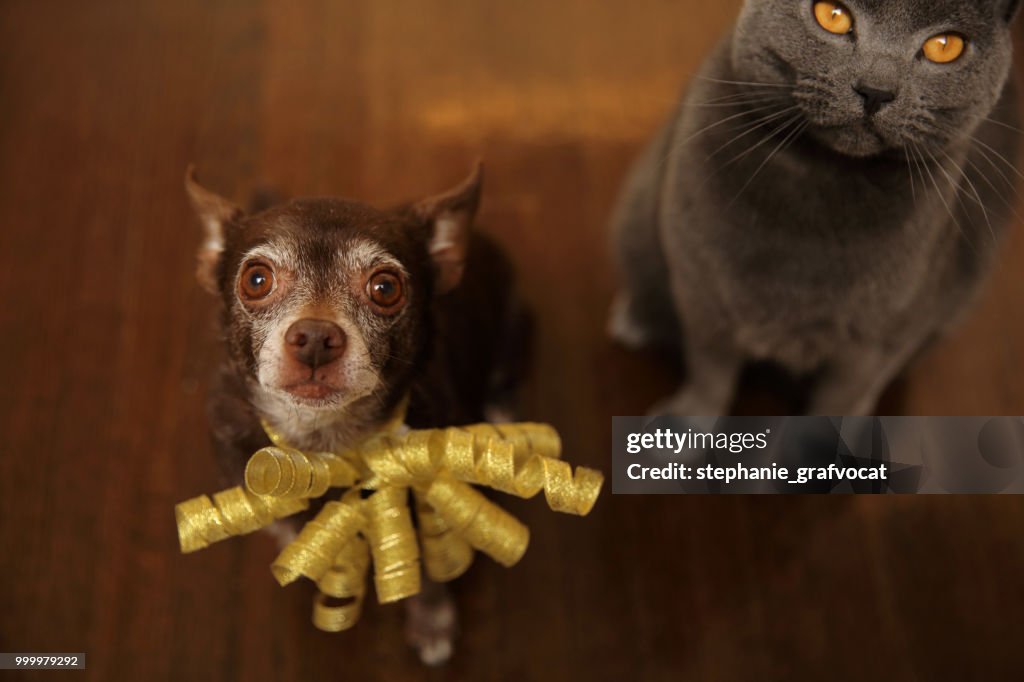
[285,319,347,369]
[854,84,896,116]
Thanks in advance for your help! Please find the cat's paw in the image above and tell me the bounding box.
[649,388,728,417]
[404,588,457,666]
[607,293,656,349]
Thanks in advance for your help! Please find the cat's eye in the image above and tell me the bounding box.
[813,1,853,35]
[239,261,276,301]
[365,269,405,312]
[922,33,966,64]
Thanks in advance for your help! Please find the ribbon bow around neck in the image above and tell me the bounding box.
[175,415,604,632]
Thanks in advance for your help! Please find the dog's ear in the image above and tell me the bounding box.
[185,165,243,293]
[413,162,483,294]
[1003,0,1022,22]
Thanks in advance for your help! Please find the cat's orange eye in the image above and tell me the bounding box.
[922,33,966,64]
[814,1,853,35]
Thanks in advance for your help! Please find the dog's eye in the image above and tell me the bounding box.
[366,270,405,312]
[922,33,966,64]
[813,1,853,35]
[239,262,275,300]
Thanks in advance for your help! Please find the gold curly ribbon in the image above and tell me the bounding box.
[175,414,603,632]
[175,486,310,553]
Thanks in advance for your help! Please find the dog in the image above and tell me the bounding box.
[185,162,530,664]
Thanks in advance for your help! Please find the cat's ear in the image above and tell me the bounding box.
[412,162,483,294]
[1003,0,1022,22]
[185,165,244,293]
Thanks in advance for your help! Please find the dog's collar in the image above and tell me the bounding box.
[177,396,603,634]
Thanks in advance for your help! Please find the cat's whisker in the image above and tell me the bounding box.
[924,119,1024,189]
[904,121,945,146]
[966,139,1019,194]
[963,133,1024,227]
[933,150,987,243]
[930,149,972,217]
[911,145,931,210]
[962,152,1024,227]
[964,139,1024,230]
[909,146,936,241]
[696,75,793,89]
[982,116,1024,137]
[656,101,790,171]
[928,148,981,252]
[685,96,790,109]
[706,105,801,160]
[915,142,972,249]
[968,134,1024,184]
[656,100,779,171]
[730,117,808,204]
[906,142,929,212]
[685,112,801,195]
[938,147,996,243]
[678,102,791,147]
[903,146,917,206]
[969,140,1023,202]
[720,111,803,168]
[687,87,791,107]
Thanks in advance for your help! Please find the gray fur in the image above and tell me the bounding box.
[611,0,1022,415]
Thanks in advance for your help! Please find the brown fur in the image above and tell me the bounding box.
[186,164,529,664]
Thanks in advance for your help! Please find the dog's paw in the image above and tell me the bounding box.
[404,589,457,666]
[484,404,517,423]
[264,520,299,550]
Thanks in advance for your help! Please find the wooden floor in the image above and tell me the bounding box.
[2,1,1024,680]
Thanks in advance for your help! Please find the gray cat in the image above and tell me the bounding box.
[610,0,1022,415]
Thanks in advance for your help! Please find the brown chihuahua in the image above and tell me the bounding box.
[185,163,529,665]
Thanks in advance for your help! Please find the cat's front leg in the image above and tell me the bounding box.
[806,347,913,416]
[608,119,681,351]
[651,325,743,416]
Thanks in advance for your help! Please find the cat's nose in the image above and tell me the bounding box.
[854,84,897,117]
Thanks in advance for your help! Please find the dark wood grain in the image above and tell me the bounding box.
[1,2,1023,680]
